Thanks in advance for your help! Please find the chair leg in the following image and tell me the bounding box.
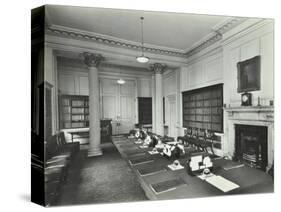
[206,145,214,155]
[210,145,215,155]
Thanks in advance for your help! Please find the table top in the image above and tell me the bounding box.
[112,136,273,200]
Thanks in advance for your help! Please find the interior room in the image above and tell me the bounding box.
[31,4,274,206]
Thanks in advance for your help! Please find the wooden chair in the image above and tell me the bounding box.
[204,130,215,155]
[183,127,193,146]
[196,128,206,151]
[196,129,215,155]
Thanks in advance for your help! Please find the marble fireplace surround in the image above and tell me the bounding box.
[224,106,274,169]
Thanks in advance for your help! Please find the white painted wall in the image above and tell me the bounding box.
[180,50,223,92]
[163,70,178,138]
[59,71,89,96]
[223,21,274,107]
[137,78,152,97]
[57,58,153,141]
[222,21,274,158]
[44,46,59,134]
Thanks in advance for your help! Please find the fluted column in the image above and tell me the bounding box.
[83,52,104,157]
[151,63,166,135]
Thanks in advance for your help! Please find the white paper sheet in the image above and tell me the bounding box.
[148,150,159,155]
[166,141,179,145]
[205,175,240,192]
[167,163,184,171]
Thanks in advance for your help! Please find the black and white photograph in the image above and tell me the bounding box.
[30,3,276,207]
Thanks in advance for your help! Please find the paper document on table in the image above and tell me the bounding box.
[205,175,239,192]
[167,164,184,171]
[166,141,179,145]
[148,150,159,155]
[139,145,149,149]
[197,173,215,180]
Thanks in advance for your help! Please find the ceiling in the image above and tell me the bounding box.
[46,5,229,52]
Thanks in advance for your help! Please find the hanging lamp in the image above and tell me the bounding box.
[117,69,125,85]
[117,78,125,84]
[136,17,149,63]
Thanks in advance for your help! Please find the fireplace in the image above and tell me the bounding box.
[234,125,268,171]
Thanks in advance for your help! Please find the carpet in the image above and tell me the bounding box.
[55,142,147,206]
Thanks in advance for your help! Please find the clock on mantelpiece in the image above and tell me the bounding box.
[241,92,252,106]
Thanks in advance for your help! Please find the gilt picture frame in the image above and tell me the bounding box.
[237,55,261,93]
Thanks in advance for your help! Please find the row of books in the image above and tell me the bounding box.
[62,107,89,114]
[62,99,89,107]
[64,122,89,128]
[71,115,89,121]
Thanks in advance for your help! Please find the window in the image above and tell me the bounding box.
[182,84,223,132]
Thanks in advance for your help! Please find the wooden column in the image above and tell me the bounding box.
[83,52,104,157]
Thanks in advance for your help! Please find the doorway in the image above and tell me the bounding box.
[165,94,177,138]
[100,78,136,135]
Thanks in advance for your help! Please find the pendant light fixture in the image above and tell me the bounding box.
[136,17,149,63]
[117,69,125,85]
[117,78,125,85]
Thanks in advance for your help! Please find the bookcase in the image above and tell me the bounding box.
[60,95,89,129]
[182,84,223,132]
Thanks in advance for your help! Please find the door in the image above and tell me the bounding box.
[118,80,135,134]
[100,78,136,135]
[169,100,176,137]
[165,94,177,138]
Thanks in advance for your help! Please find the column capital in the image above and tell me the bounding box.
[150,63,166,74]
[83,52,104,68]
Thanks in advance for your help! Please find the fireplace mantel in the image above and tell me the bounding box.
[224,106,274,122]
[224,106,274,170]
[224,106,273,113]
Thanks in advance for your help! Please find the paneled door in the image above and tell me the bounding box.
[100,78,136,135]
[165,94,177,138]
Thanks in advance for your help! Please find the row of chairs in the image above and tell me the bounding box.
[31,132,80,206]
[177,127,215,155]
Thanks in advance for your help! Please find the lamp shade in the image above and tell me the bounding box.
[117,78,125,84]
[136,55,149,63]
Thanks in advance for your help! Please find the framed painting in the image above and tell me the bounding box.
[237,55,261,93]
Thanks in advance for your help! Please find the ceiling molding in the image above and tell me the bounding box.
[46,25,187,57]
[100,63,151,73]
[46,17,247,59]
[184,17,247,57]
[57,56,152,75]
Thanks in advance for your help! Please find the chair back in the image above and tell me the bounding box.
[191,127,198,138]
[186,127,192,137]
[197,128,205,140]
[45,134,59,160]
[205,130,214,142]
[58,131,67,145]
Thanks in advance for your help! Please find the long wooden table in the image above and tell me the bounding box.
[112,136,273,200]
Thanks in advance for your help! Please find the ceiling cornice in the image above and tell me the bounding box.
[185,17,247,57]
[46,25,187,58]
[57,56,151,73]
[46,17,247,59]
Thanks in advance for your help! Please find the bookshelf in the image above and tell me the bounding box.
[60,95,89,129]
[182,84,223,132]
